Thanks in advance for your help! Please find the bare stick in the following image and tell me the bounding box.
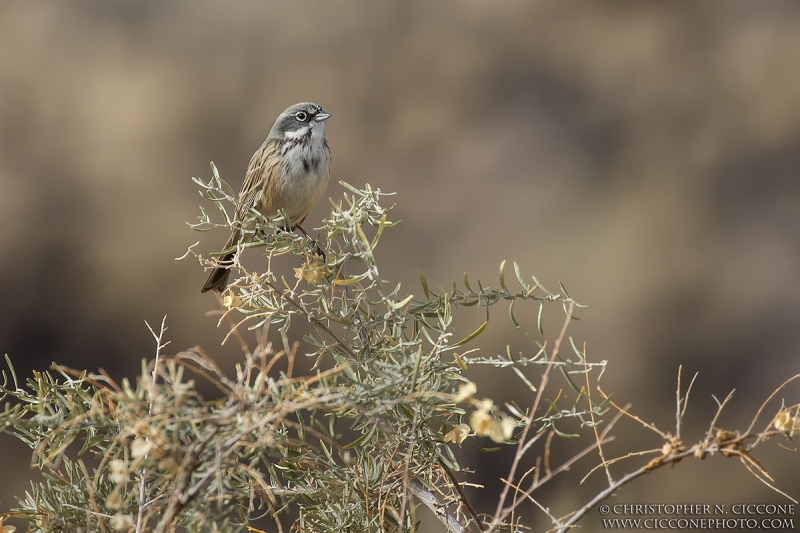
[490,301,574,529]
[675,365,683,441]
[137,316,169,533]
[398,409,418,530]
[584,342,614,486]
[747,373,800,439]
[409,480,465,533]
[439,459,485,533]
[556,447,697,533]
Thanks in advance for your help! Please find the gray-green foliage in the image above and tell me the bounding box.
[0,168,602,532]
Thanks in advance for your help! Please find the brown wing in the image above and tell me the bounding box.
[261,142,286,220]
[234,139,272,223]
[201,139,283,293]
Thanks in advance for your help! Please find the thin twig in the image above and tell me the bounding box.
[740,456,798,504]
[681,371,699,420]
[409,480,465,533]
[137,316,168,533]
[597,388,669,439]
[495,436,613,527]
[584,344,613,486]
[489,301,574,530]
[580,448,660,484]
[398,408,419,530]
[503,478,559,528]
[703,389,736,446]
[439,459,485,533]
[675,365,683,441]
[555,447,697,533]
[748,373,800,440]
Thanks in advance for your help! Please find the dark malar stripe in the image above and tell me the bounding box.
[281,135,312,156]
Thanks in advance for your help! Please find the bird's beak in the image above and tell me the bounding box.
[314,112,332,122]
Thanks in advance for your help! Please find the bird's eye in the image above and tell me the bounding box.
[295,111,308,122]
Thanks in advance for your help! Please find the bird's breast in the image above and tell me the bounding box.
[277,135,331,224]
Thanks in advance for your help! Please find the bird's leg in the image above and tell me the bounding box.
[295,224,326,262]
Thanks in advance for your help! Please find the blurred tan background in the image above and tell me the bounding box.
[2,1,800,530]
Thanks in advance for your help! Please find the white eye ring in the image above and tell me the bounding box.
[295,111,308,122]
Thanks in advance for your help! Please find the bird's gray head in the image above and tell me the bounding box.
[268,102,331,142]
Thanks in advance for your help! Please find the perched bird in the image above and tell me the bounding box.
[201,102,331,293]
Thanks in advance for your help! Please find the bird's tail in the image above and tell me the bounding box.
[200,233,238,293]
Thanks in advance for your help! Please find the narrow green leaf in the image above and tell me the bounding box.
[467,444,502,452]
[506,344,515,363]
[410,346,423,392]
[559,281,570,299]
[344,423,377,449]
[532,276,558,299]
[338,181,363,194]
[334,271,371,286]
[371,213,387,249]
[551,425,580,438]
[418,269,430,300]
[311,415,332,439]
[463,272,472,291]
[512,366,537,392]
[452,351,467,371]
[443,293,452,325]
[356,223,371,250]
[513,262,530,292]
[320,440,334,462]
[537,301,544,335]
[4,354,18,389]
[596,394,614,410]
[437,448,461,470]
[509,299,541,346]
[543,389,563,418]
[390,294,415,310]
[499,260,507,292]
[569,337,584,362]
[557,364,582,394]
[451,320,488,348]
